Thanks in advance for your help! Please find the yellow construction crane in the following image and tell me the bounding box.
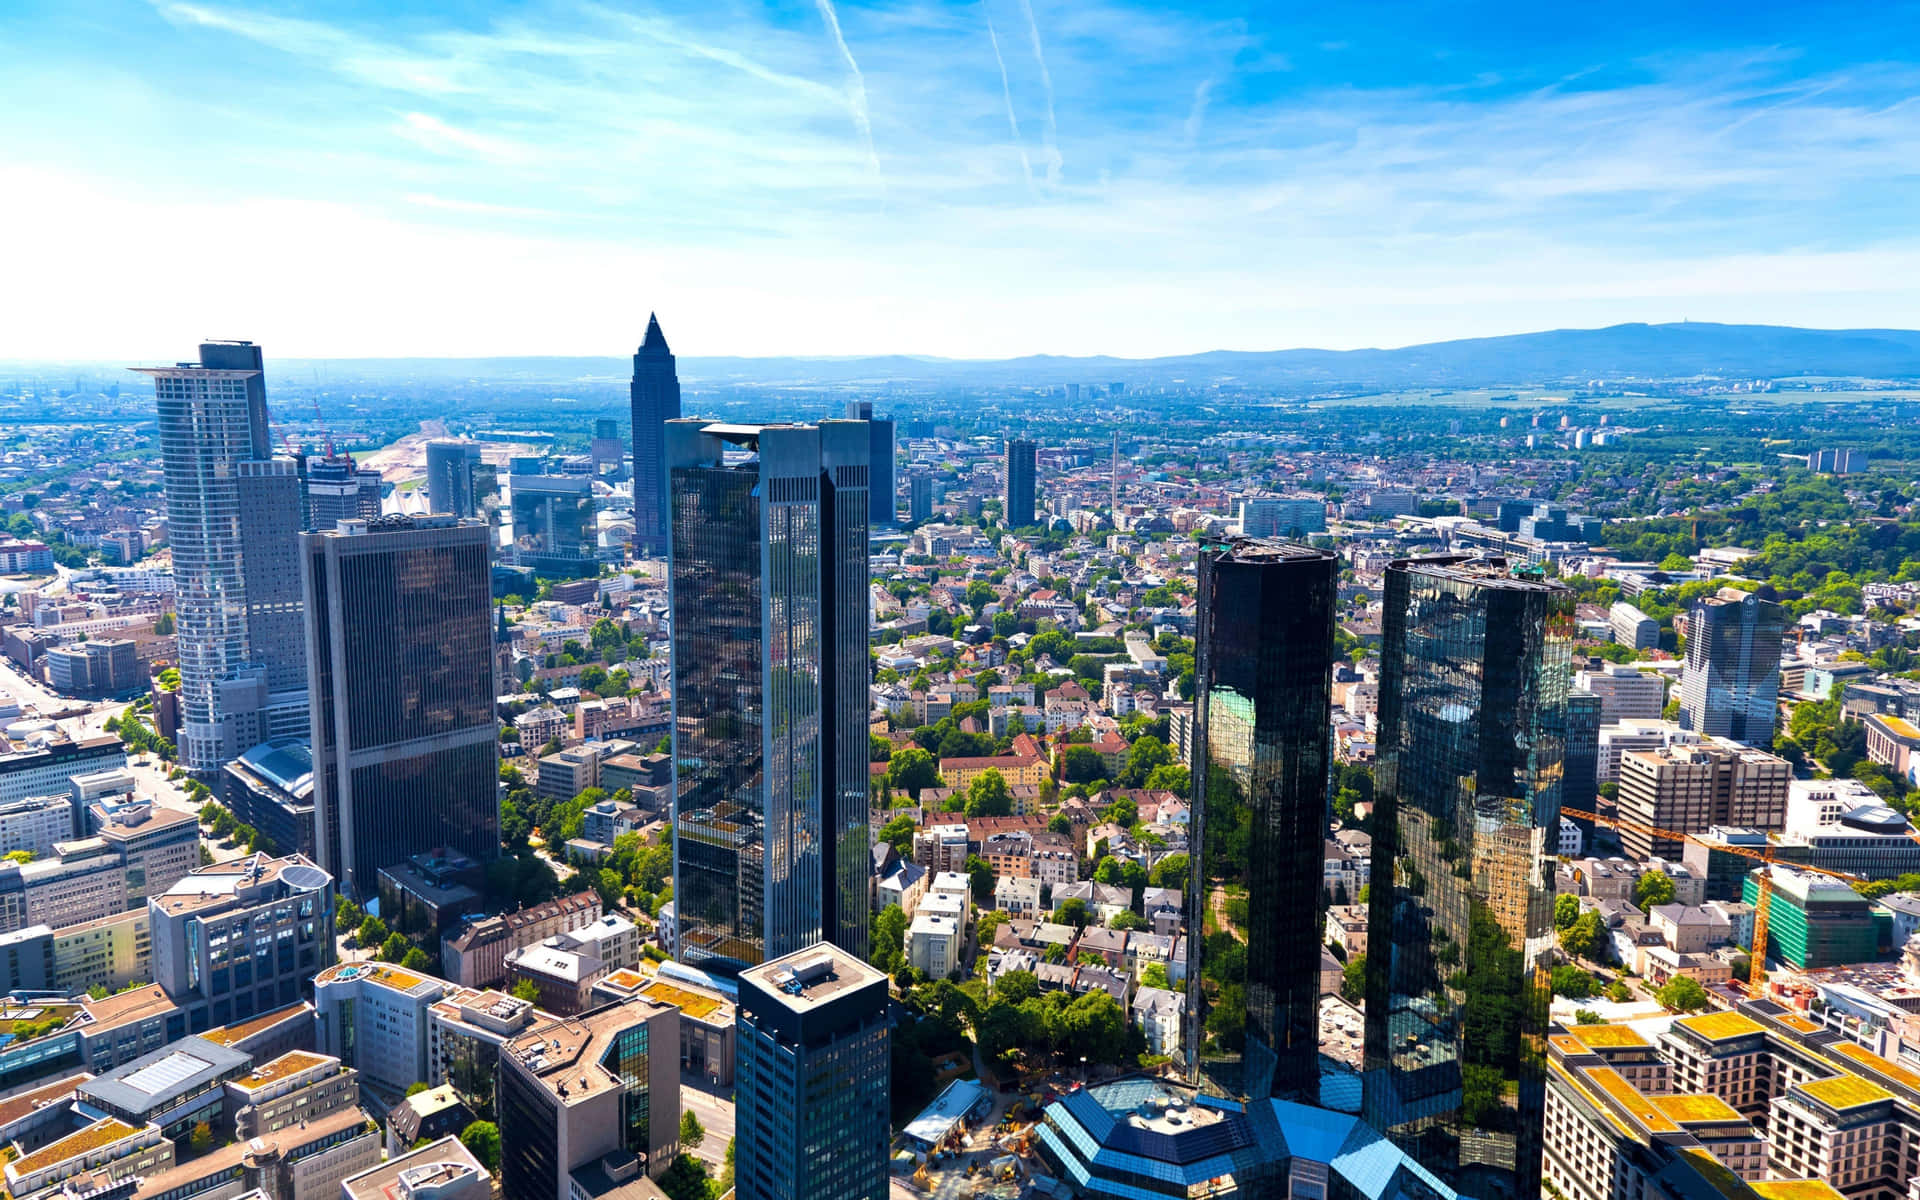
[1562,806,1861,995]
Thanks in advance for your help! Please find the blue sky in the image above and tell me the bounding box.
[3,0,1918,359]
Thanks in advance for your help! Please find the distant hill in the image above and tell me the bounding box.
[274,322,1920,391]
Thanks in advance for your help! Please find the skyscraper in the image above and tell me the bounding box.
[845,401,896,528]
[1003,438,1036,529]
[425,440,481,518]
[1564,689,1603,847]
[303,515,498,897]
[509,471,597,577]
[1186,538,1337,1104]
[1679,587,1785,746]
[302,453,384,531]
[908,473,934,524]
[1363,554,1570,1200]
[629,314,681,558]
[735,945,891,1200]
[667,419,870,972]
[137,342,309,772]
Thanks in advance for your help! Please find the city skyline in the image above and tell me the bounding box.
[5,3,1919,359]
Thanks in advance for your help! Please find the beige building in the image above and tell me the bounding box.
[1617,739,1791,859]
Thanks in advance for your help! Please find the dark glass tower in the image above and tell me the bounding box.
[668,419,871,972]
[1003,438,1036,529]
[1679,587,1784,746]
[425,439,480,518]
[630,313,682,558]
[1186,538,1337,1104]
[1362,555,1570,1200]
[1565,689,1602,847]
[303,514,499,896]
[845,401,896,528]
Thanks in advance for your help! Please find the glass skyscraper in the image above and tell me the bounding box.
[509,471,597,577]
[302,514,499,896]
[630,313,681,558]
[668,419,871,972]
[845,400,896,528]
[425,439,480,518]
[1003,438,1037,529]
[1679,587,1785,747]
[137,342,308,772]
[1363,554,1570,1200]
[1186,538,1337,1105]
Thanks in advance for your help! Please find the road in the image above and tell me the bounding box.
[679,1071,736,1171]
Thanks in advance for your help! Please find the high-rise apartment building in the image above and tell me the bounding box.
[1186,538,1336,1104]
[509,471,597,577]
[303,515,498,897]
[630,314,681,558]
[1003,438,1036,529]
[1679,588,1785,746]
[1364,554,1570,1200]
[1615,738,1791,860]
[425,440,481,518]
[845,401,896,528]
[667,419,871,971]
[495,998,682,1196]
[735,945,890,1200]
[908,474,934,524]
[136,342,309,772]
[302,454,383,531]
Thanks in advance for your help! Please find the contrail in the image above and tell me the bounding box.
[1014,0,1061,185]
[983,2,1035,195]
[813,0,880,177]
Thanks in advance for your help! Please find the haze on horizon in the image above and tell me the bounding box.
[3,0,1918,362]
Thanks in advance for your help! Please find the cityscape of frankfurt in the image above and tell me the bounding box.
[3,3,1920,1200]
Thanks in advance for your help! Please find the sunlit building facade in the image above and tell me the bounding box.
[1363,555,1571,1200]
[1679,587,1785,747]
[668,420,871,973]
[1186,538,1337,1105]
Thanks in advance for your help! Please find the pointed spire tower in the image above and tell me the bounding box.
[630,312,682,557]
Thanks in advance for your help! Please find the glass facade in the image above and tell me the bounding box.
[1187,539,1337,1105]
[304,517,498,896]
[1362,555,1569,1200]
[601,1024,653,1159]
[1003,438,1037,529]
[1564,690,1602,847]
[1679,588,1784,746]
[509,474,597,577]
[631,314,682,557]
[669,421,870,973]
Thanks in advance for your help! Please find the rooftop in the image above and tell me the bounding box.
[340,1136,488,1200]
[78,984,174,1033]
[0,1074,88,1130]
[11,1117,140,1176]
[1647,1093,1742,1125]
[740,944,887,1013]
[1749,1183,1846,1200]
[1589,1068,1675,1132]
[1829,1042,1920,1093]
[637,979,726,1022]
[1673,1011,1764,1042]
[502,1000,675,1106]
[1563,1024,1648,1050]
[1798,1074,1894,1111]
[228,1051,329,1092]
[199,1002,312,1047]
[315,961,437,994]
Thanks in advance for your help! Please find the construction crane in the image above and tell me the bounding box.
[311,399,337,458]
[1562,806,1860,996]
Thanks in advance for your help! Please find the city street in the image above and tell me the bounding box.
[678,1072,736,1172]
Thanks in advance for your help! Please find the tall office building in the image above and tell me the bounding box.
[845,401,896,528]
[1186,538,1337,1104]
[425,440,481,518]
[495,998,682,1196]
[908,474,934,524]
[509,471,597,577]
[1564,689,1603,846]
[1679,588,1785,747]
[303,515,498,897]
[629,313,681,558]
[1003,438,1037,529]
[137,342,309,772]
[302,453,384,531]
[735,945,890,1200]
[667,419,870,971]
[1363,554,1570,1200]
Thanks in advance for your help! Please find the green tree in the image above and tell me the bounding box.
[886,747,942,798]
[1561,911,1608,960]
[1634,871,1676,911]
[406,1081,430,1097]
[877,814,916,857]
[510,979,539,1003]
[2,850,32,865]
[401,947,432,972]
[1140,962,1171,990]
[657,1154,712,1200]
[356,915,388,948]
[1060,745,1105,784]
[679,1109,706,1151]
[1144,764,1190,796]
[870,905,908,974]
[459,1121,501,1173]
[964,854,996,904]
[1605,980,1631,1003]
[965,769,1013,817]
[1056,897,1091,928]
[1554,893,1581,929]
[1148,853,1188,890]
[1341,954,1367,1003]
[870,733,893,763]
[380,932,411,963]
[190,1121,213,1154]
[1550,965,1596,998]
[1048,812,1073,835]
[1121,736,1174,786]
[1655,976,1710,1013]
